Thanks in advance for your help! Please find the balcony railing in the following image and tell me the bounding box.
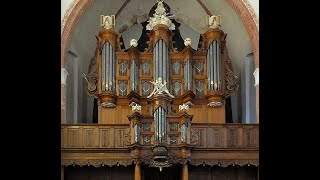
[61,123,258,150]
[61,124,131,149]
[191,123,259,149]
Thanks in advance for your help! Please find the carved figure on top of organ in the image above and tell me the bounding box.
[148,77,174,98]
[100,15,115,29]
[206,15,222,29]
[146,0,175,30]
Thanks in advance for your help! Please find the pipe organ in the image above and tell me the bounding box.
[83,0,240,173]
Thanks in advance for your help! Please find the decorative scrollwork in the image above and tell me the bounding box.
[83,47,99,98]
[62,159,133,167]
[123,128,131,146]
[189,159,259,167]
[224,47,239,97]
[207,101,222,107]
[190,129,199,145]
[100,102,116,108]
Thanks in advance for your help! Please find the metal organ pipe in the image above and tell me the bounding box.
[162,42,169,82]
[102,43,106,91]
[159,109,161,142]
[210,44,214,90]
[206,50,210,90]
[130,60,134,92]
[154,42,158,80]
[154,109,158,142]
[153,44,156,80]
[188,60,192,90]
[159,40,163,80]
[109,44,112,91]
[111,43,114,90]
[152,39,169,144]
[112,47,115,90]
[164,108,167,142]
[106,43,109,91]
[100,42,116,91]
[213,41,217,90]
[135,60,138,92]
[153,107,168,143]
[217,43,221,90]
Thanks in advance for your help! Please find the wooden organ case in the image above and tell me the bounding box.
[68,1,258,179]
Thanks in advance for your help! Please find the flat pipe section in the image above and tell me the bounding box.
[163,40,166,81]
[162,107,166,142]
[154,42,158,80]
[106,43,110,91]
[206,49,210,90]
[188,60,192,90]
[101,42,116,91]
[130,60,134,91]
[214,41,218,90]
[210,44,214,90]
[154,108,158,142]
[217,43,221,90]
[184,59,192,91]
[112,46,115,90]
[102,43,106,91]
[153,39,169,83]
[135,60,138,92]
[159,40,163,81]
[154,107,167,143]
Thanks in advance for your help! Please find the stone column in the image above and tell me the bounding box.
[61,165,64,180]
[253,68,259,123]
[181,163,188,180]
[134,162,141,180]
[61,69,68,124]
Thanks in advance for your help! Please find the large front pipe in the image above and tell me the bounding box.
[160,40,163,80]
[108,43,111,91]
[214,41,218,90]
[102,43,105,91]
[217,44,221,90]
[112,46,115,90]
[210,44,213,90]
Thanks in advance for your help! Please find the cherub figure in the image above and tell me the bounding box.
[147,77,174,98]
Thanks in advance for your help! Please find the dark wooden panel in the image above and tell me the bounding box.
[189,165,258,180]
[65,166,134,180]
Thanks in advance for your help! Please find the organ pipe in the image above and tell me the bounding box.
[130,59,139,92]
[153,39,169,83]
[154,107,167,143]
[184,59,192,91]
[101,42,115,91]
[207,40,221,91]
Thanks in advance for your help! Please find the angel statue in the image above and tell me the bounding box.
[147,77,174,98]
